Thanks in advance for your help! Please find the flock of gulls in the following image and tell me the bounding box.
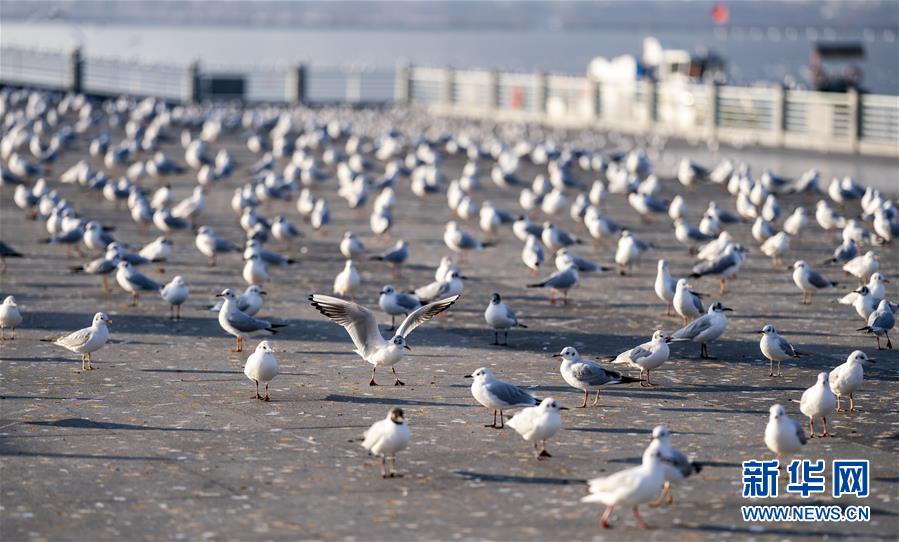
[0,86,895,530]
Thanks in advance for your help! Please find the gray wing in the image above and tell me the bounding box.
[396,295,459,338]
[628,345,653,363]
[214,237,237,252]
[573,255,602,272]
[690,291,704,313]
[776,335,798,357]
[384,246,408,263]
[792,417,808,445]
[395,293,421,311]
[131,271,162,291]
[485,380,538,406]
[54,327,92,348]
[869,310,895,330]
[572,361,620,386]
[673,315,712,340]
[504,305,518,324]
[646,196,668,212]
[309,294,384,355]
[806,269,833,289]
[54,229,83,243]
[86,257,117,274]
[543,268,577,288]
[260,250,291,265]
[692,253,734,276]
[457,232,481,249]
[226,310,272,332]
[665,448,695,478]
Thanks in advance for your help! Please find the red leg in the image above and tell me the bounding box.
[601,506,614,529]
[632,506,653,529]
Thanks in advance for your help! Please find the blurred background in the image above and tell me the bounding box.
[2,0,898,92]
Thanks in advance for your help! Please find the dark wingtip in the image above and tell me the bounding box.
[692,462,703,473]
[517,323,528,328]
[689,273,701,279]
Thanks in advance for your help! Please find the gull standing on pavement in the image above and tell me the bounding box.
[41,312,111,371]
[792,260,837,304]
[839,285,879,320]
[484,292,527,346]
[160,275,189,320]
[554,346,640,407]
[195,226,238,266]
[690,244,746,294]
[673,278,704,325]
[415,270,465,303]
[829,350,874,412]
[655,260,677,316]
[444,221,491,257]
[466,367,540,428]
[652,425,702,506]
[527,265,578,304]
[244,340,279,401]
[670,302,732,359]
[843,251,879,286]
[333,259,361,300]
[610,330,671,387]
[115,261,162,306]
[369,240,409,278]
[216,289,285,352]
[0,296,23,340]
[521,234,544,275]
[858,299,895,350]
[309,294,458,385]
[765,404,807,464]
[209,284,266,316]
[799,372,837,437]
[760,232,790,267]
[340,232,366,260]
[506,398,567,459]
[758,325,801,377]
[242,254,270,285]
[361,408,410,478]
[581,438,668,530]
[378,285,421,330]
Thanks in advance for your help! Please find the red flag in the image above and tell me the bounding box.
[711,3,729,25]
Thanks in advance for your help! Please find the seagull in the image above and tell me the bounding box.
[674,218,715,252]
[829,350,874,412]
[842,251,879,286]
[195,226,238,266]
[765,404,806,464]
[244,340,279,401]
[652,260,680,317]
[673,278,704,325]
[751,217,775,244]
[555,248,606,273]
[138,236,172,265]
[506,398,567,459]
[652,425,702,506]
[466,367,540,428]
[68,244,121,292]
[553,346,640,407]
[799,372,837,437]
[414,270,465,303]
[792,260,837,304]
[160,275,189,320]
[822,238,858,266]
[670,302,732,359]
[783,207,809,236]
[378,285,421,331]
[758,325,801,377]
[610,330,671,387]
[541,222,581,252]
[271,215,302,242]
[582,438,668,530]
[216,288,286,352]
[340,232,366,260]
[527,265,578,304]
[309,294,458,385]
[444,221,491,256]
[361,408,410,478]
[0,295,23,340]
[839,285,879,320]
[115,261,162,306]
[484,292,527,346]
[242,254,270,285]
[690,244,746,294]
[865,272,888,300]
[615,230,651,274]
[857,299,895,350]
[369,240,409,278]
[41,312,111,371]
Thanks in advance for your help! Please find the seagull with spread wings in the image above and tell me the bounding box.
[309,294,459,386]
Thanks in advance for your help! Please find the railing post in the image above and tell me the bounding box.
[394,63,411,104]
[68,47,83,93]
[287,63,306,104]
[488,70,500,111]
[773,85,786,146]
[708,82,719,141]
[346,69,362,104]
[534,71,547,115]
[589,79,601,121]
[847,87,860,152]
[184,60,200,103]
[442,68,455,109]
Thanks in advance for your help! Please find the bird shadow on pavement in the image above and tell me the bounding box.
[24,418,210,432]
[454,470,586,486]
[324,394,473,408]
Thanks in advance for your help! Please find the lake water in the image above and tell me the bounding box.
[2,22,897,94]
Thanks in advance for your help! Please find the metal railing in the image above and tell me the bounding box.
[403,66,899,157]
[2,45,897,157]
[0,46,395,104]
